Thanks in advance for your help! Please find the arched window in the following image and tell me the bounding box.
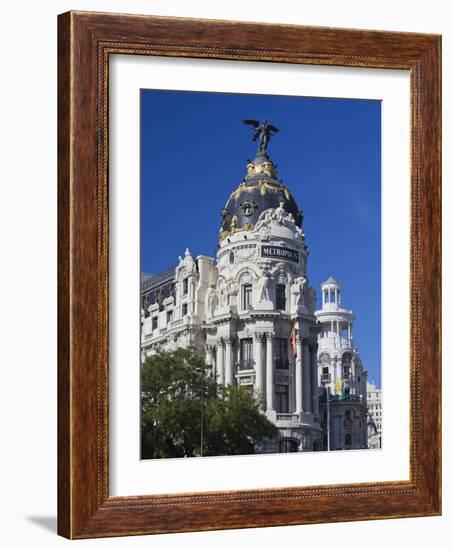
[342,352,352,379]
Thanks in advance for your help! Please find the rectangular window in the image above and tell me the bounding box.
[166,310,173,324]
[182,303,188,316]
[152,316,158,330]
[183,278,188,295]
[275,338,289,369]
[276,284,286,310]
[170,283,176,305]
[242,284,252,310]
[276,384,289,413]
[239,338,253,370]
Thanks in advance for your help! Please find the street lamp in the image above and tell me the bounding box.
[195,365,205,456]
[321,372,332,452]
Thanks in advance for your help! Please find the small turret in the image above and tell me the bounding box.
[321,276,341,310]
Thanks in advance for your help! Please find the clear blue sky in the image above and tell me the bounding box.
[141,89,381,387]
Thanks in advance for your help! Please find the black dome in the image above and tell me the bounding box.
[220,152,302,239]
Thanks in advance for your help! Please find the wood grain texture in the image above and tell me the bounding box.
[57,10,442,539]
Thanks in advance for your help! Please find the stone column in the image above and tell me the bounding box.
[310,341,319,418]
[205,345,214,381]
[225,337,234,386]
[216,340,224,386]
[254,333,264,401]
[334,356,341,390]
[295,336,303,414]
[266,334,274,412]
[302,338,311,412]
[205,345,213,367]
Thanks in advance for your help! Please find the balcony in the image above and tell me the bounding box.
[331,393,362,403]
[238,359,254,371]
[276,413,299,422]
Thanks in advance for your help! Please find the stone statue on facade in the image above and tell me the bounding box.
[254,209,273,233]
[257,270,271,302]
[177,247,196,273]
[274,201,287,224]
[254,203,297,235]
[291,276,307,309]
[218,281,227,307]
[226,278,239,306]
[206,285,218,317]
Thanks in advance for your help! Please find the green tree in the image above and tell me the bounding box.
[141,348,277,459]
[204,385,278,456]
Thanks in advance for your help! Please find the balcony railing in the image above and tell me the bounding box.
[238,359,254,371]
[276,413,299,422]
[320,392,362,403]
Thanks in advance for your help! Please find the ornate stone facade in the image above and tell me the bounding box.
[315,278,369,450]
[367,381,382,449]
[141,130,372,453]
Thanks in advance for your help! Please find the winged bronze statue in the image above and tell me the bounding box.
[242,118,280,154]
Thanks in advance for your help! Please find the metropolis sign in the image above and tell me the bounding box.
[261,245,299,263]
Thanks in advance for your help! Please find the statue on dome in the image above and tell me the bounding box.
[274,201,287,224]
[242,118,280,155]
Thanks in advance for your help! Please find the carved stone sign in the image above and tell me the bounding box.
[261,245,299,263]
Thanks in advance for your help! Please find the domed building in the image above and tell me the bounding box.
[141,120,369,453]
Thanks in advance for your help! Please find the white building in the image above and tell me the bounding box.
[315,278,368,450]
[141,121,374,453]
[367,381,382,449]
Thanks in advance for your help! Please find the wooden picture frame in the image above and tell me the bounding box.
[58,10,441,539]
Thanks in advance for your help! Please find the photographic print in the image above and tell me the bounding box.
[140,89,382,459]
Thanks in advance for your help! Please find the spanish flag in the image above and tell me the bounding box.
[289,323,298,357]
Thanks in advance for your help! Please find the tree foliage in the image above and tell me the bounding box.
[141,348,278,459]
